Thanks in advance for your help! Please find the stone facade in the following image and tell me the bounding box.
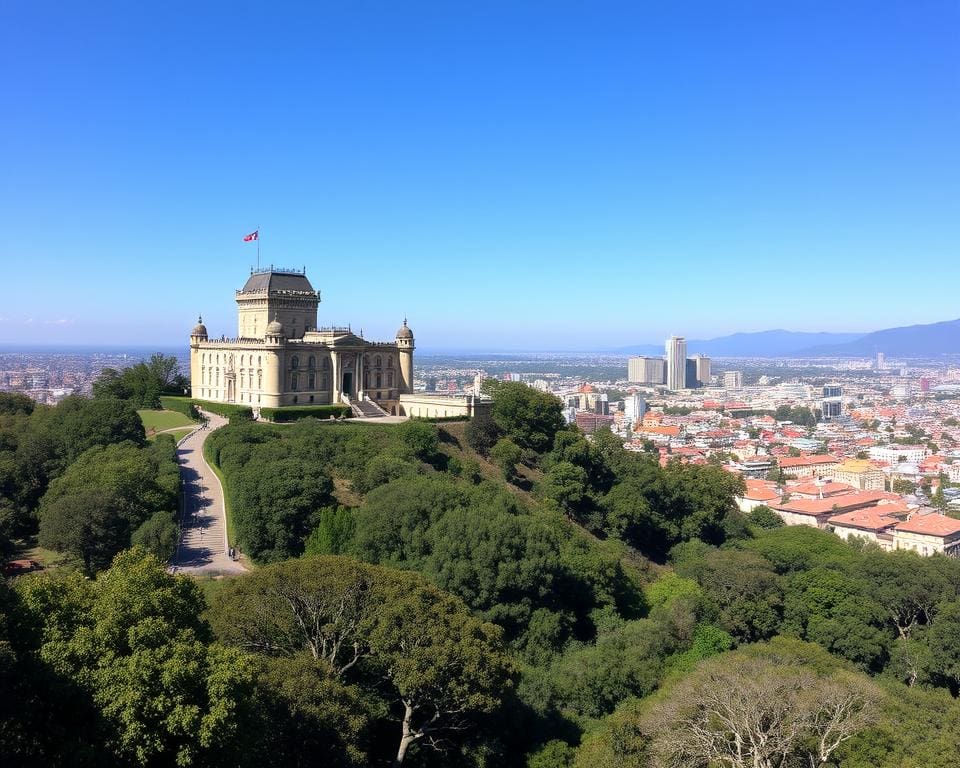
[190,269,413,413]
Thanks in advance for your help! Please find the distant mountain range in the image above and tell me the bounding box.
[616,318,960,358]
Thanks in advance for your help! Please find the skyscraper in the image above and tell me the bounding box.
[665,336,687,390]
[628,356,666,384]
[685,354,712,388]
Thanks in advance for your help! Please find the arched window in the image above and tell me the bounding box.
[308,356,316,369]
[308,373,316,389]
[387,357,394,368]
[291,355,299,369]
[257,370,262,388]
[363,371,369,388]
[387,371,394,387]
[374,356,382,368]
[376,372,382,388]
[291,372,299,391]
[322,358,330,370]
[321,374,328,390]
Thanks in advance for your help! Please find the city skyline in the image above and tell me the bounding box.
[3,3,958,348]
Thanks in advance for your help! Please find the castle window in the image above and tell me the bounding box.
[309,395,314,403]
[376,372,382,388]
[374,355,382,368]
[293,395,298,404]
[291,372,299,391]
[363,371,369,388]
[308,356,316,369]
[387,357,393,368]
[258,356,262,367]
[258,370,262,388]
[308,373,316,389]
[291,355,299,369]
[387,371,394,387]
[322,374,328,390]
[322,358,330,370]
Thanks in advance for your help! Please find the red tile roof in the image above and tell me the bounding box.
[778,454,839,469]
[895,514,960,538]
[775,490,889,518]
[829,508,899,532]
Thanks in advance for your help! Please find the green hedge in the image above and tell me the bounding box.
[158,396,199,419]
[260,404,351,423]
[158,396,252,423]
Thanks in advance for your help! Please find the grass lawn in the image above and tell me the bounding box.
[138,409,196,436]
[148,427,194,443]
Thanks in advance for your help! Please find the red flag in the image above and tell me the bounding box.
[243,230,259,242]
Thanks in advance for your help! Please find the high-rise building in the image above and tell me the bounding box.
[876,352,885,370]
[624,393,647,423]
[685,354,711,388]
[665,336,687,390]
[822,383,843,420]
[685,359,698,388]
[627,356,666,385]
[723,370,743,389]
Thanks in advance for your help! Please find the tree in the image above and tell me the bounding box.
[253,654,371,768]
[209,557,514,767]
[232,457,334,561]
[490,438,522,481]
[489,382,564,454]
[16,550,257,767]
[370,572,514,766]
[782,566,890,671]
[37,441,178,572]
[464,412,501,456]
[395,419,440,462]
[747,504,784,529]
[539,461,589,517]
[39,491,130,574]
[305,506,356,556]
[923,600,960,692]
[642,641,881,768]
[679,549,783,643]
[93,353,185,408]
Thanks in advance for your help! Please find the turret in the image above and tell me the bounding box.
[396,319,415,394]
[190,315,208,343]
[189,315,208,399]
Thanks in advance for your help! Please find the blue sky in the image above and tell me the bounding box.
[2,1,957,351]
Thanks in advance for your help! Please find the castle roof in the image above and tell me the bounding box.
[240,269,316,295]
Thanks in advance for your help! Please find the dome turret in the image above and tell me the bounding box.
[396,318,414,340]
[265,315,285,338]
[191,315,208,338]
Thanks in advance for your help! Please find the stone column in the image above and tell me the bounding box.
[332,352,340,404]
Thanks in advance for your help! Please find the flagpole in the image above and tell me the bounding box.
[257,224,261,270]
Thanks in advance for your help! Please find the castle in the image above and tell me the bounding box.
[189,268,414,414]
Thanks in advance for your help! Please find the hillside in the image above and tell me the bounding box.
[795,317,960,357]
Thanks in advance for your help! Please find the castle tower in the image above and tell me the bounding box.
[235,268,319,340]
[189,316,208,398]
[396,319,415,394]
[260,316,285,407]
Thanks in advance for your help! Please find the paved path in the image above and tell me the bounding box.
[170,411,247,575]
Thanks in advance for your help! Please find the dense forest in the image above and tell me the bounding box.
[3,382,960,766]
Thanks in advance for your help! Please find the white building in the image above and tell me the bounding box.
[869,445,929,464]
[723,370,744,389]
[627,356,666,385]
[665,336,687,391]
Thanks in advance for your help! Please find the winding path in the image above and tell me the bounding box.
[170,410,247,575]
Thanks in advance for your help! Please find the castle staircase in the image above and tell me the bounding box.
[343,393,388,418]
